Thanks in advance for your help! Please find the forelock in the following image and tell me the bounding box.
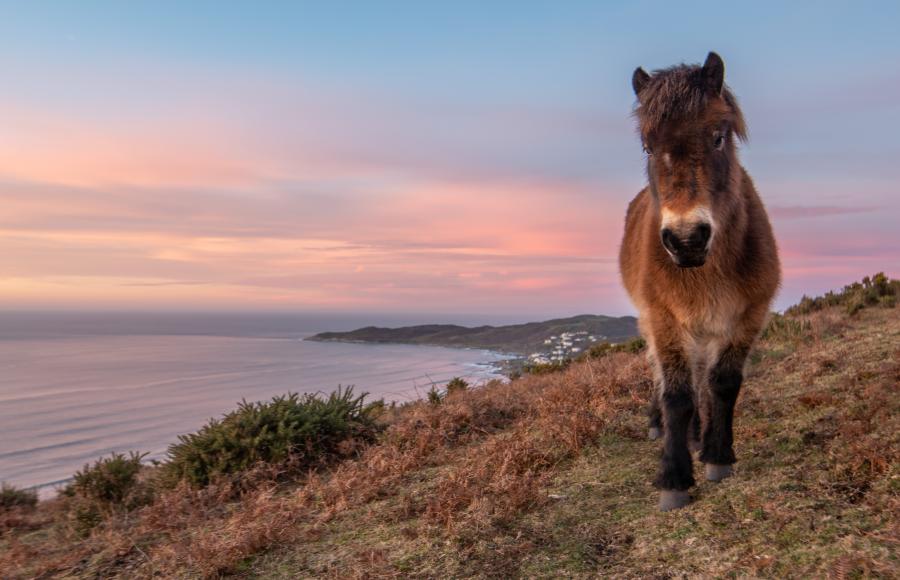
[634,63,747,141]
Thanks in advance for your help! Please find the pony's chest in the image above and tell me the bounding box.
[673,290,743,340]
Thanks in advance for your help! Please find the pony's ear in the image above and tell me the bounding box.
[632,67,651,97]
[702,52,725,95]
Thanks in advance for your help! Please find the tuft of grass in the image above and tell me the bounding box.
[164,387,378,487]
[0,483,38,511]
[763,312,812,343]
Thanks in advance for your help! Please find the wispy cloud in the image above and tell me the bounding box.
[0,172,629,313]
[769,205,880,219]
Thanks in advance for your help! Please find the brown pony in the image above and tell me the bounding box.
[619,52,780,511]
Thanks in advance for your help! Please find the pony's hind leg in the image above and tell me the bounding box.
[648,381,662,440]
[688,407,702,454]
[646,349,663,440]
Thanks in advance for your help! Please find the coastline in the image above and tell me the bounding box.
[1,332,511,498]
[305,336,526,377]
[305,314,638,367]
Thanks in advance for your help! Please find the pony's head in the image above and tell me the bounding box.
[632,52,747,268]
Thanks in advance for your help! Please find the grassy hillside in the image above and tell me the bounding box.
[1,276,898,579]
[307,314,638,355]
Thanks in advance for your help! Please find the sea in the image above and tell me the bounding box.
[0,311,513,496]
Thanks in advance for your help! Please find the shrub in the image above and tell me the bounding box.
[72,451,147,506]
[524,360,571,375]
[580,336,646,361]
[445,377,469,395]
[363,398,388,419]
[846,295,866,316]
[427,385,444,405]
[426,378,469,406]
[0,482,38,511]
[786,273,898,316]
[65,451,150,535]
[164,387,378,487]
[621,336,647,354]
[68,499,105,537]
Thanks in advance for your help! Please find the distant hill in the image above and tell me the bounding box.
[306,314,639,355]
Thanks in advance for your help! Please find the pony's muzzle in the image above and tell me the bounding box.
[660,222,711,268]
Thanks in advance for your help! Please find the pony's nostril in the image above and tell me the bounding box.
[660,228,679,254]
[693,223,712,248]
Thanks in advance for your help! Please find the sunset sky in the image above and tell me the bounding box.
[1,2,898,318]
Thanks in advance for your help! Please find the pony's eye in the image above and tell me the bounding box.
[714,134,726,150]
[643,143,653,155]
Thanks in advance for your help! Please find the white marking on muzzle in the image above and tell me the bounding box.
[660,206,716,251]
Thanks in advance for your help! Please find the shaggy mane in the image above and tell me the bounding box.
[635,63,747,141]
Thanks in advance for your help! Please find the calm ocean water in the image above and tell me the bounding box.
[0,312,511,495]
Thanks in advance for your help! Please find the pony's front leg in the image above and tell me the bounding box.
[652,342,696,511]
[700,304,768,481]
[700,344,749,481]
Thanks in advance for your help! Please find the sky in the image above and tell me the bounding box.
[1,1,898,318]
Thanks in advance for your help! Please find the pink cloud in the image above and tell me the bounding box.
[769,205,879,219]
[0,171,633,314]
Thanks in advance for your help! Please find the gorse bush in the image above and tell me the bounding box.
[427,385,444,405]
[426,377,469,405]
[445,377,469,395]
[580,336,647,361]
[523,360,571,375]
[67,451,150,536]
[165,387,378,486]
[0,482,38,511]
[72,451,147,506]
[786,272,898,316]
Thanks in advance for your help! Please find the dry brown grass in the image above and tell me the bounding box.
[423,355,649,534]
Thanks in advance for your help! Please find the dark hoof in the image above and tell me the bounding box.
[705,463,734,482]
[659,490,690,511]
[648,427,662,440]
